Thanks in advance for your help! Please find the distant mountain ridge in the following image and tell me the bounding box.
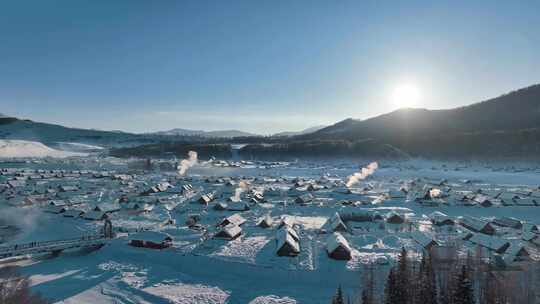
[0,115,143,148]
[272,125,327,137]
[311,84,540,140]
[150,128,259,138]
[3,83,540,158]
[299,84,540,158]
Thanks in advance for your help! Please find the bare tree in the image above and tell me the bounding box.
[0,266,48,304]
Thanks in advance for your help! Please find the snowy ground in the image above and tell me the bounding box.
[0,158,539,303]
[0,139,86,158]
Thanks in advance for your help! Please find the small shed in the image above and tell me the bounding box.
[325,212,348,232]
[295,193,314,205]
[63,209,85,218]
[227,201,250,212]
[492,217,523,229]
[276,226,300,257]
[387,190,406,199]
[326,232,352,260]
[257,215,273,228]
[522,232,540,246]
[198,193,215,205]
[83,210,109,221]
[460,216,495,235]
[514,198,537,206]
[214,224,242,240]
[385,211,405,224]
[467,234,510,254]
[429,211,454,226]
[411,232,439,250]
[474,195,494,207]
[129,231,172,249]
[219,214,246,227]
[181,184,193,194]
[503,242,531,263]
[44,205,66,214]
[58,185,79,192]
[213,202,228,211]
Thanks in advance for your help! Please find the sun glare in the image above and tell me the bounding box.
[392,84,421,109]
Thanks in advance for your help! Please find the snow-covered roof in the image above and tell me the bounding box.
[411,232,438,249]
[514,198,536,206]
[63,209,84,217]
[129,231,172,243]
[460,216,493,233]
[44,205,66,213]
[216,224,242,239]
[276,226,300,254]
[227,201,250,211]
[220,213,246,226]
[257,215,273,228]
[467,234,509,253]
[84,210,107,220]
[326,232,352,254]
[387,190,406,199]
[325,212,348,232]
[491,217,522,229]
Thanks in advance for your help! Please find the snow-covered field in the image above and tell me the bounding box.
[1,157,540,303]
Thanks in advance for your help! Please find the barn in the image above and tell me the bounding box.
[326,232,352,260]
[129,231,172,249]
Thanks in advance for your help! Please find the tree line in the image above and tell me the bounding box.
[332,246,538,304]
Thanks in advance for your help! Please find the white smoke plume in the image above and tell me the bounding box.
[178,151,198,176]
[429,188,442,198]
[232,180,249,202]
[346,162,378,188]
[0,206,40,241]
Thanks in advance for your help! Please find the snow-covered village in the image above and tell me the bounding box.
[1,151,540,303]
[3,1,540,303]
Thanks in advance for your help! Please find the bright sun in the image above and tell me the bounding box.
[392,84,421,109]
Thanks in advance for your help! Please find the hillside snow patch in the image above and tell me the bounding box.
[0,139,85,158]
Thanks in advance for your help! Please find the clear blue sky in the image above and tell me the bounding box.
[1,0,539,134]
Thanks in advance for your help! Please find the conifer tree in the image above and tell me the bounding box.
[332,285,345,304]
[385,268,399,304]
[418,251,438,304]
[452,265,475,304]
[395,247,409,303]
